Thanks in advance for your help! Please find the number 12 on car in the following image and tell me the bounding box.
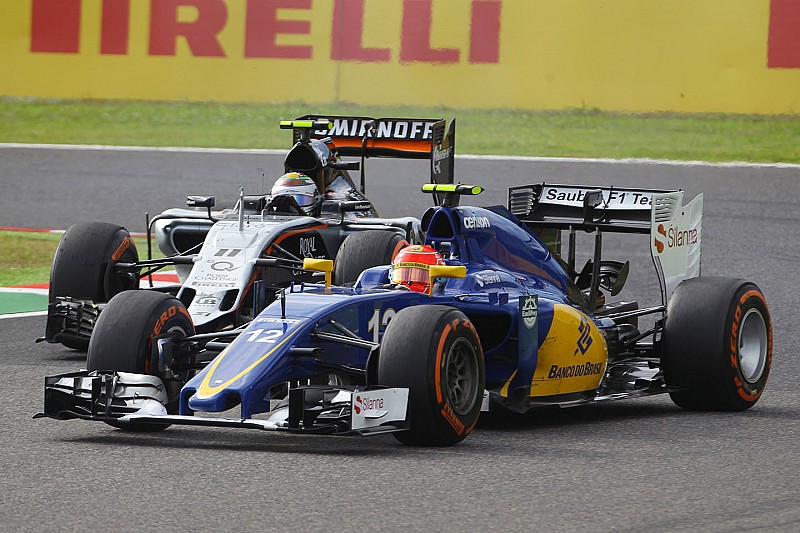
[368,308,396,344]
[244,329,284,343]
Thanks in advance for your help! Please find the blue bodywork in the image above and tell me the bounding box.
[179,204,578,418]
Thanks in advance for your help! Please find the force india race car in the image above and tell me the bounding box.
[37,122,772,447]
[39,115,452,351]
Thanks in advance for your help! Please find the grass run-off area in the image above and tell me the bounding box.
[0,231,160,288]
[2,98,800,164]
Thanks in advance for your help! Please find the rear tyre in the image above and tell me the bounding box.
[88,290,195,431]
[661,277,772,411]
[49,221,140,350]
[333,230,407,286]
[378,305,484,446]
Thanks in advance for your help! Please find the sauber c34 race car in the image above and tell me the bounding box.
[39,116,457,351]
[37,132,772,447]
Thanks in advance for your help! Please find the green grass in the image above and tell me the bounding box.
[2,98,800,163]
[0,231,161,287]
[0,231,59,287]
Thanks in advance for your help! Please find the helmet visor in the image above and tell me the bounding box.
[391,262,431,284]
[291,193,317,208]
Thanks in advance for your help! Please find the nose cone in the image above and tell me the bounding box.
[182,321,304,416]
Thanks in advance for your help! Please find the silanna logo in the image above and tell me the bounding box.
[353,394,384,415]
[654,223,698,253]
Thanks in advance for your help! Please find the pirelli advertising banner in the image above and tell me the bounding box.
[2,0,800,114]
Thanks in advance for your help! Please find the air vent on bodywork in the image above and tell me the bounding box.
[427,210,455,238]
[284,142,322,174]
[219,289,239,312]
[651,192,683,224]
[179,288,196,308]
[508,186,536,217]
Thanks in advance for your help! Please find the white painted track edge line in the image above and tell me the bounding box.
[0,310,47,320]
[1,142,798,169]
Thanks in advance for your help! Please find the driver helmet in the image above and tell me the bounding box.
[391,245,445,293]
[271,172,322,216]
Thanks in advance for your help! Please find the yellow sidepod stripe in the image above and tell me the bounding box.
[533,304,608,396]
[499,370,517,397]
[196,332,298,399]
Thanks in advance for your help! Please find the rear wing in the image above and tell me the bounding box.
[508,183,673,234]
[286,115,456,199]
[508,183,703,303]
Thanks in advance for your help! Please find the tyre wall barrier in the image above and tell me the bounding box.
[2,0,799,114]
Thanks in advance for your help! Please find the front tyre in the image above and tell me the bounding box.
[87,290,195,430]
[333,230,407,286]
[49,221,140,350]
[661,277,772,411]
[378,306,484,446]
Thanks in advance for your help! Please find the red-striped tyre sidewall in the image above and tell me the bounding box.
[378,305,484,446]
[662,277,772,411]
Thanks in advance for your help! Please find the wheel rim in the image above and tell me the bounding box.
[739,308,768,383]
[445,337,480,416]
[165,324,191,381]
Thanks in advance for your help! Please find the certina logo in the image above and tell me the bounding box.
[548,362,603,379]
[463,216,490,229]
[654,223,698,254]
[353,394,384,415]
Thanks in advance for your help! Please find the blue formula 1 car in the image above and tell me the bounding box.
[37,123,773,447]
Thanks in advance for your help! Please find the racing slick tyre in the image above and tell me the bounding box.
[87,290,195,431]
[333,230,407,286]
[661,277,772,411]
[49,221,140,351]
[378,305,485,446]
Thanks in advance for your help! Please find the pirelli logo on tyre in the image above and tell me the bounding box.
[440,403,466,436]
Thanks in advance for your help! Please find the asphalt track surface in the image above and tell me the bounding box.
[1,146,799,532]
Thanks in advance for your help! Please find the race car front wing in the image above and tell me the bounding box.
[40,298,104,347]
[35,371,410,437]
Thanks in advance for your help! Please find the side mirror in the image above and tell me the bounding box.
[604,260,630,296]
[303,258,333,287]
[428,265,466,295]
[328,161,360,171]
[583,190,605,226]
[187,196,216,209]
